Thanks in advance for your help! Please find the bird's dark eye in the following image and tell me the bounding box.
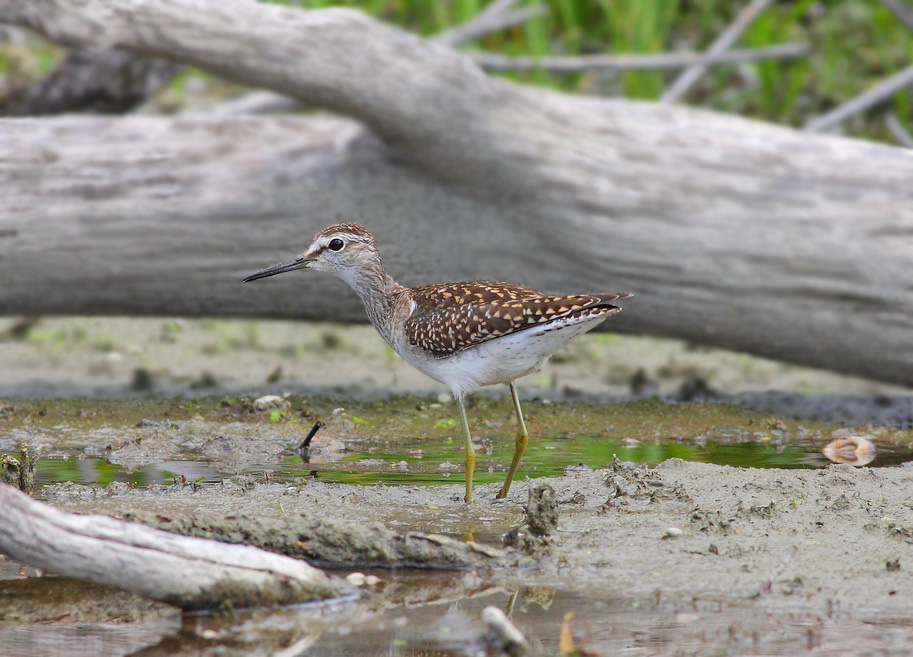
[328,238,345,252]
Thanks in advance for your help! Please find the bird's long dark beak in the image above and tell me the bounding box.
[242,255,312,282]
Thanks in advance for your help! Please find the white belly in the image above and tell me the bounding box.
[397,312,609,398]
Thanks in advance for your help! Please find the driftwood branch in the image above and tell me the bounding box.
[662,0,775,103]
[0,0,912,387]
[804,63,913,132]
[472,42,810,72]
[3,0,540,120]
[0,483,347,610]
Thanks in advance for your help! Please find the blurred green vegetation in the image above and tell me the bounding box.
[268,0,913,137]
[1,0,911,141]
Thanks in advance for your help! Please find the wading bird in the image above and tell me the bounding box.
[244,223,631,503]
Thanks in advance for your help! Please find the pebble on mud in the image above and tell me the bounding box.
[822,435,876,466]
[253,395,291,413]
[662,527,683,539]
[346,572,381,587]
[482,606,529,656]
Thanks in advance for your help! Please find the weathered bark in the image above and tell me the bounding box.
[0,0,911,386]
[0,483,347,610]
[0,49,181,116]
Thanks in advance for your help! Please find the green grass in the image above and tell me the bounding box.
[2,0,911,141]
[600,0,681,99]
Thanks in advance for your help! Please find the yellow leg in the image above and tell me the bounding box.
[456,396,476,503]
[498,382,529,499]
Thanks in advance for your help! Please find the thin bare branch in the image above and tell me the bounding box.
[662,0,775,103]
[886,112,913,147]
[804,63,913,132]
[180,90,299,116]
[882,0,913,33]
[435,1,545,48]
[472,42,810,72]
[479,0,517,15]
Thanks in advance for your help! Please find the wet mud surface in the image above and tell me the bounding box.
[37,458,913,607]
[0,392,912,656]
[1,318,913,655]
[5,457,913,656]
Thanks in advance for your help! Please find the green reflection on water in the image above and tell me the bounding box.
[36,458,149,487]
[35,437,907,489]
[277,436,812,487]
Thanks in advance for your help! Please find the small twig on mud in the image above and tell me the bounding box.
[663,0,776,103]
[472,42,810,72]
[559,611,580,656]
[804,63,913,133]
[299,420,323,455]
[435,0,546,49]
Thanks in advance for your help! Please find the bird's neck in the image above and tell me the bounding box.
[339,261,405,345]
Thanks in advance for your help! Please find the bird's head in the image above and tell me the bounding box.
[243,223,380,284]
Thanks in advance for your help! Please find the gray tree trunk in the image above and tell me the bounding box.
[0,0,911,386]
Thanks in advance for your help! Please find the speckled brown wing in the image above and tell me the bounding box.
[404,281,631,358]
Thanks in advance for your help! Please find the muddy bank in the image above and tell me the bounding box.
[42,459,913,606]
[33,459,913,615]
[2,317,913,654]
[4,455,913,654]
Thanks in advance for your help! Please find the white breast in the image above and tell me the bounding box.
[396,311,611,399]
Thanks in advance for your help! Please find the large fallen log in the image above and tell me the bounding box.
[0,0,911,386]
[0,483,348,610]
